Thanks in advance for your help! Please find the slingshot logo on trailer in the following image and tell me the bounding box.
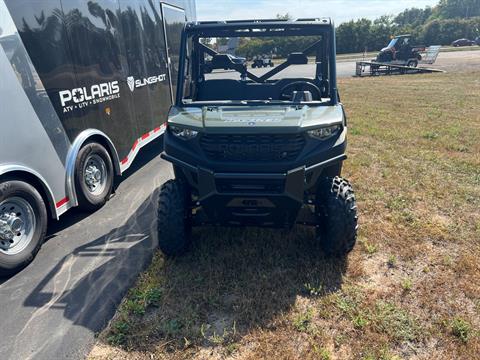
[126,74,167,92]
[127,76,135,92]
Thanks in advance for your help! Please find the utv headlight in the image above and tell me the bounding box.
[307,124,342,140]
[169,125,198,140]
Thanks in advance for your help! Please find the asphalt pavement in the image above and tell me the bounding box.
[206,60,357,79]
[0,138,172,360]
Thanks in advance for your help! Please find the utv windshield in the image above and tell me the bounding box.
[176,21,337,106]
[387,38,398,49]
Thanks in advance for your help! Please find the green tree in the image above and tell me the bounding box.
[434,0,480,19]
[394,7,433,27]
[420,17,480,44]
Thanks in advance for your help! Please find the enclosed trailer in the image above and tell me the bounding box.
[0,0,195,274]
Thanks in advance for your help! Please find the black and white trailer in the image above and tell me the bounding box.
[0,0,195,274]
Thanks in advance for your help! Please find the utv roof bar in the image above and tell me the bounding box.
[191,18,331,26]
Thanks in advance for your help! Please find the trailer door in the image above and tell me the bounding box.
[161,3,186,102]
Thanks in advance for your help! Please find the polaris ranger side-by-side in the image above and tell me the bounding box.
[157,19,358,256]
[376,35,425,67]
[252,56,274,68]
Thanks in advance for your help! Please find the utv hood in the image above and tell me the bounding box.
[168,105,344,132]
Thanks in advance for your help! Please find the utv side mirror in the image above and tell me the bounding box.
[287,52,308,65]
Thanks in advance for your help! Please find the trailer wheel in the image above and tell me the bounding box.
[315,177,358,256]
[0,180,47,275]
[157,179,192,256]
[75,142,114,211]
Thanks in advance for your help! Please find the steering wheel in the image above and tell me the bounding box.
[280,81,322,101]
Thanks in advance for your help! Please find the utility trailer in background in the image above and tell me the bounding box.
[0,0,196,275]
[355,61,444,77]
[357,34,443,76]
[356,44,443,77]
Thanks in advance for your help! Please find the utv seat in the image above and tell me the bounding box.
[196,78,322,101]
[197,80,278,101]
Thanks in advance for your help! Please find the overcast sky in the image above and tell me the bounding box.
[196,0,439,23]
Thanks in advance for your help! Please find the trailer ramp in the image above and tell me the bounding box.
[420,45,441,65]
[355,61,444,77]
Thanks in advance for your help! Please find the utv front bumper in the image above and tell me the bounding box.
[161,152,346,227]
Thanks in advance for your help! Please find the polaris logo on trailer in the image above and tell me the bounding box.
[126,74,167,92]
[59,81,120,112]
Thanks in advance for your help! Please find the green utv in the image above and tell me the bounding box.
[157,18,358,256]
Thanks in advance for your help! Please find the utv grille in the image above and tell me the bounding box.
[216,178,284,194]
[200,133,305,161]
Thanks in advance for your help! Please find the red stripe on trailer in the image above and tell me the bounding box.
[131,139,139,151]
[56,197,69,208]
[119,124,165,170]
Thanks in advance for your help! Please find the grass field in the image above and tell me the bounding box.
[89,70,480,360]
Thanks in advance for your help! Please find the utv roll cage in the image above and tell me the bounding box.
[175,18,338,106]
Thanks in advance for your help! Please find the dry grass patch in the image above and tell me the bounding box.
[89,71,480,359]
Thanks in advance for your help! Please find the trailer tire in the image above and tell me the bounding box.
[75,142,114,212]
[0,180,47,276]
[316,177,358,256]
[157,179,192,256]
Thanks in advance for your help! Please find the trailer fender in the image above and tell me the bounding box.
[65,129,121,207]
[0,164,58,219]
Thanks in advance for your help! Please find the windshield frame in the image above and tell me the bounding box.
[175,20,338,107]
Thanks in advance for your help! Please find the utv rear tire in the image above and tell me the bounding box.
[75,142,114,212]
[0,180,47,276]
[157,179,192,256]
[316,177,358,256]
[407,59,418,68]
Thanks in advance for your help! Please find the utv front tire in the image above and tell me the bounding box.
[316,177,358,256]
[157,179,192,256]
[322,163,342,177]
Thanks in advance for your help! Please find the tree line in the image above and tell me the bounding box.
[233,0,480,57]
[336,0,480,53]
